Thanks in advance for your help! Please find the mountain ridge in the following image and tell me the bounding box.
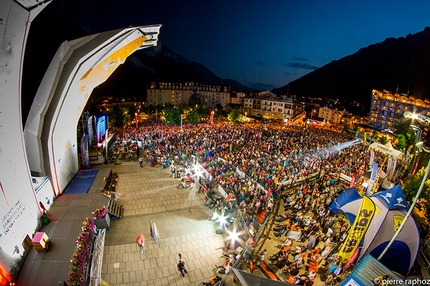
[93,27,430,115]
[24,2,430,118]
[275,27,430,112]
[91,44,256,98]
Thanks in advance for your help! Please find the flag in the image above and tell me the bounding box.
[366,161,378,196]
[338,196,375,263]
[349,175,356,188]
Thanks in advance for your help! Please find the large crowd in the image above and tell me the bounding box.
[111,119,376,285]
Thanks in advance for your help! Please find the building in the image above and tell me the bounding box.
[369,89,430,131]
[0,0,162,282]
[146,82,230,110]
[318,106,345,124]
[243,95,304,119]
[226,91,245,111]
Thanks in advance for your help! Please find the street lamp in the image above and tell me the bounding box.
[378,113,430,261]
[378,142,430,260]
[409,125,423,175]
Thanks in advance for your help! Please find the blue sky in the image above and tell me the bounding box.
[58,0,430,90]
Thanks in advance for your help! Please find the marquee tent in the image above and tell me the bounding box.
[369,141,404,160]
[329,185,419,276]
[368,141,404,182]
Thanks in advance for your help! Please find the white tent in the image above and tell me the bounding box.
[369,141,404,182]
[369,141,404,160]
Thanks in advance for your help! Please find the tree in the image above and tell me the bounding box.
[197,105,209,117]
[215,103,224,116]
[393,116,417,150]
[188,91,200,107]
[108,106,125,129]
[379,135,388,145]
[342,123,349,133]
[186,108,201,124]
[126,104,137,117]
[228,109,241,124]
[403,164,430,221]
[395,134,407,151]
[163,107,182,124]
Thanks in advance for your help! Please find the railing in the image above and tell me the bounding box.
[419,241,430,278]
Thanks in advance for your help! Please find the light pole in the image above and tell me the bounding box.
[378,142,430,260]
[378,112,430,261]
[409,125,422,176]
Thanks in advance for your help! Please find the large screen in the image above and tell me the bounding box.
[96,115,107,144]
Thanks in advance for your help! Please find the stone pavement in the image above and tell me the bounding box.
[100,161,233,286]
[15,160,242,286]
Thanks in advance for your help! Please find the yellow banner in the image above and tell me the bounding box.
[338,196,375,262]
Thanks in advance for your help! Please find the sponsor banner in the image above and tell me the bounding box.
[366,161,378,196]
[338,196,375,262]
[350,175,356,188]
[81,134,90,168]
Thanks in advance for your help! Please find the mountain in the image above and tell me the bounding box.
[273,27,430,114]
[23,2,430,119]
[91,44,256,98]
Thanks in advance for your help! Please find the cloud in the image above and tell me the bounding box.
[291,57,309,62]
[256,61,265,66]
[248,82,274,90]
[281,62,319,70]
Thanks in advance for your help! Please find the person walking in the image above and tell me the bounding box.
[135,233,145,253]
[177,258,188,277]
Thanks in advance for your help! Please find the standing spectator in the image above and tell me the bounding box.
[135,233,145,253]
[258,249,267,263]
[177,259,187,277]
[307,233,316,251]
[249,259,257,273]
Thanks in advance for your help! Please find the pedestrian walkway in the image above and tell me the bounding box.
[15,160,238,285]
[100,162,229,285]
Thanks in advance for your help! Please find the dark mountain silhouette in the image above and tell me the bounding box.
[91,44,256,99]
[273,27,430,113]
[23,2,430,121]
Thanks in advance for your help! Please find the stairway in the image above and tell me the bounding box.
[108,198,124,219]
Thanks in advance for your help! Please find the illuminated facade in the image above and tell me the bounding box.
[146,82,230,110]
[243,96,304,119]
[0,0,161,282]
[318,106,344,124]
[369,89,430,130]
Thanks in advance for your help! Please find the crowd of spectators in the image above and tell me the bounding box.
[113,119,373,285]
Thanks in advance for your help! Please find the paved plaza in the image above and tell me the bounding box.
[100,161,233,286]
[16,160,244,286]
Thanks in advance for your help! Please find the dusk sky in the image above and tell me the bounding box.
[48,0,430,90]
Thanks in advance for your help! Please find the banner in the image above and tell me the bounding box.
[81,134,90,168]
[87,115,94,146]
[349,175,356,188]
[366,161,378,196]
[412,157,420,176]
[338,196,375,262]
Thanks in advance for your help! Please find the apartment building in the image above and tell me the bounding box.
[369,89,430,130]
[318,106,344,124]
[243,95,304,119]
[146,82,230,110]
